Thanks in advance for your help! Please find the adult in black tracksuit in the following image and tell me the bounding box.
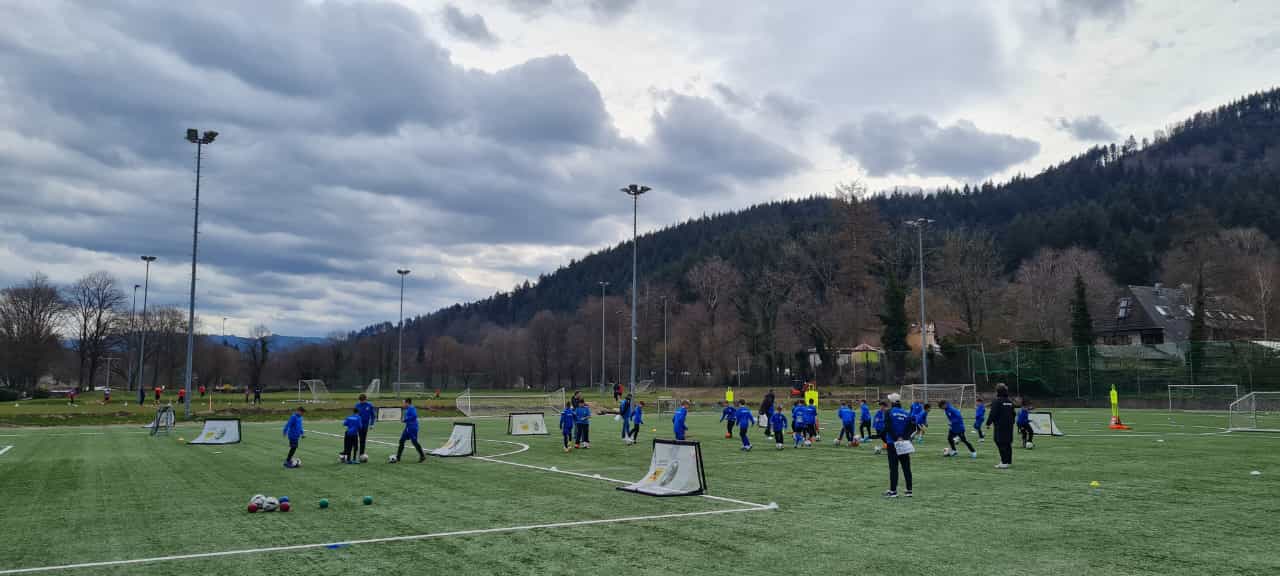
[883,394,917,497]
[985,384,1016,468]
[759,389,775,437]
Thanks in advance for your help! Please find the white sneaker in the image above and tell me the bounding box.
[775,443,783,450]
[970,452,978,459]
[995,463,1009,469]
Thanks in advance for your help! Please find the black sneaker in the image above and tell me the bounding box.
[883,490,898,498]
[418,455,427,463]
[904,490,913,498]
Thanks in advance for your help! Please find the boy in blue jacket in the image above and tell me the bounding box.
[341,407,362,463]
[835,401,857,446]
[673,400,689,441]
[872,401,887,455]
[770,409,787,449]
[719,402,736,439]
[791,400,807,447]
[574,401,592,448]
[734,400,755,451]
[804,398,819,444]
[913,403,931,444]
[283,406,304,468]
[394,398,426,463]
[559,402,576,452]
[973,397,987,442]
[355,393,377,460]
[859,399,873,441]
[1018,399,1034,448]
[627,401,645,445]
[939,399,976,458]
[618,394,633,440]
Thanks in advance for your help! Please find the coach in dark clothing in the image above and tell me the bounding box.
[986,384,1016,469]
[759,389,776,436]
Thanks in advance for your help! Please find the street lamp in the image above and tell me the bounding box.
[598,281,608,394]
[396,269,410,398]
[138,256,156,405]
[183,128,217,419]
[904,218,934,395]
[620,183,650,396]
[662,296,669,390]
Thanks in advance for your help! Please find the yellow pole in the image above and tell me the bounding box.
[1109,384,1119,420]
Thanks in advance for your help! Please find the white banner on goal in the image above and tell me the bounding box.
[508,412,548,435]
[618,439,707,497]
[1027,412,1063,436]
[429,423,476,457]
[188,419,241,445]
[376,406,402,426]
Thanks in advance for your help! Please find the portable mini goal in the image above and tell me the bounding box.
[454,388,565,417]
[148,406,175,436]
[1227,392,1280,432]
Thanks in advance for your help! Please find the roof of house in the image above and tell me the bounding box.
[1096,284,1263,339]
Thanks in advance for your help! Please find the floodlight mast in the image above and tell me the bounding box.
[396,269,410,399]
[138,255,156,405]
[904,217,934,399]
[182,129,217,419]
[620,184,650,396]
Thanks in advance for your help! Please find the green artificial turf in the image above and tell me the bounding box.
[0,408,1277,575]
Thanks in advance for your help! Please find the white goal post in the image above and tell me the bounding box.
[295,380,331,404]
[1168,385,1239,412]
[898,384,977,410]
[1228,392,1280,432]
[454,388,566,417]
[365,379,381,397]
[862,387,881,401]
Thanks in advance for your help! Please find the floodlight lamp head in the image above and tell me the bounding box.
[397,269,410,276]
[203,130,218,143]
[621,184,651,197]
[186,128,198,143]
[141,255,156,262]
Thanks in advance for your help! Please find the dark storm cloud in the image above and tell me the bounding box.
[1055,115,1120,141]
[831,113,1040,180]
[587,0,638,21]
[443,4,500,46]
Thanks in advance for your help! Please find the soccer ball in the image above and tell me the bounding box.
[359,454,369,463]
[290,458,302,468]
[387,455,398,463]
[339,454,347,463]
[279,502,291,513]
[942,448,952,456]
[262,497,279,512]
[1025,442,1034,450]
[250,494,267,509]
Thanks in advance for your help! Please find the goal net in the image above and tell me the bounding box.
[618,439,707,497]
[395,382,427,397]
[899,384,977,409]
[429,422,476,457]
[454,388,565,417]
[365,379,381,398]
[1168,385,1239,413]
[634,379,655,394]
[862,387,881,401]
[376,406,402,427]
[1027,412,1064,436]
[1228,392,1280,432]
[296,380,331,404]
[508,412,548,435]
[188,419,241,444]
[657,396,677,416]
[147,406,175,435]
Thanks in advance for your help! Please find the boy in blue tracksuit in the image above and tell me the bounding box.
[973,397,987,442]
[559,402,576,452]
[282,406,304,468]
[355,393,377,459]
[627,401,645,444]
[835,401,857,446]
[804,399,819,443]
[859,399,873,441]
[734,400,755,451]
[872,401,887,455]
[1017,400,1034,448]
[791,400,807,447]
[394,398,425,463]
[770,409,787,449]
[913,403,931,443]
[673,401,689,441]
[341,408,362,463]
[940,399,976,458]
[719,402,737,438]
[574,401,592,448]
[619,394,633,440]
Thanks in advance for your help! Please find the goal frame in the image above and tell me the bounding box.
[295,380,331,404]
[1228,391,1280,432]
[656,396,677,416]
[861,387,881,401]
[454,388,566,417]
[1167,384,1239,413]
[394,381,428,397]
[898,383,977,409]
[149,406,175,436]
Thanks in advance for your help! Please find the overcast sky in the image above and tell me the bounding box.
[1,0,1277,337]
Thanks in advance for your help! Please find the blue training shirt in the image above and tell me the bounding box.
[632,406,644,425]
[720,406,736,423]
[735,406,755,428]
[343,414,361,437]
[402,405,419,432]
[574,405,591,424]
[559,408,575,433]
[872,410,886,433]
[944,404,966,433]
[886,406,913,442]
[1017,407,1031,425]
[974,404,987,427]
[673,407,688,436]
[283,413,304,441]
[770,411,787,432]
[838,406,855,425]
[355,401,376,429]
[860,403,871,422]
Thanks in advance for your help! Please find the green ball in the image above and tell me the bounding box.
[319,498,329,509]
[362,496,373,505]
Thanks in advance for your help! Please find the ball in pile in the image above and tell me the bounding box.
[279,502,291,512]
[319,498,329,509]
[247,503,258,513]
[362,496,373,505]
[262,497,279,512]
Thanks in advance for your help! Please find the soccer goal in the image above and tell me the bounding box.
[862,387,881,401]
[148,406,175,436]
[454,388,566,417]
[899,384,976,409]
[634,379,655,394]
[508,412,548,435]
[365,379,382,398]
[395,382,427,397]
[295,380,331,404]
[1028,412,1064,436]
[1168,385,1239,413]
[657,396,677,416]
[1227,392,1280,432]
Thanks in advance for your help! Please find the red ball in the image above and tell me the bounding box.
[279,502,291,513]
[247,503,258,513]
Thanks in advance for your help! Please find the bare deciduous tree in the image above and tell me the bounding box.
[65,271,125,391]
[0,274,67,391]
[937,228,1003,343]
[1010,247,1115,344]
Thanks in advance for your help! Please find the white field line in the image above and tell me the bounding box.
[0,445,12,457]
[0,504,776,575]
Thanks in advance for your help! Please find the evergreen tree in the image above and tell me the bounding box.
[1070,272,1094,347]
[879,276,909,351]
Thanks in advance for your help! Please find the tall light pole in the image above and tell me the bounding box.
[904,218,934,395]
[183,128,217,419]
[598,281,608,393]
[138,256,156,405]
[128,284,138,393]
[616,309,625,388]
[396,269,410,398]
[620,184,649,396]
[662,296,669,390]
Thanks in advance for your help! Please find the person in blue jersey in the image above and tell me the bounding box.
[574,400,592,448]
[393,397,426,463]
[858,399,873,441]
[619,394,634,441]
[559,402,576,452]
[973,397,987,442]
[719,402,737,439]
[914,403,931,443]
[769,408,787,450]
[355,393,377,460]
[1017,399,1034,449]
[282,406,305,468]
[883,393,917,498]
[871,400,887,455]
[791,400,807,448]
[985,384,1016,469]
[627,401,645,445]
[341,408,362,464]
[673,400,689,441]
[835,401,857,446]
[734,400,756,451]
[939,400,976,458]
[804,398,819,444]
